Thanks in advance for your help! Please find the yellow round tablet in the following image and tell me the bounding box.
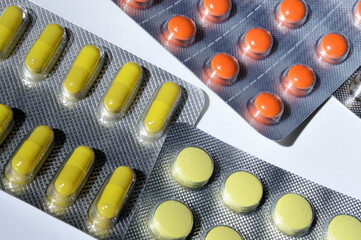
[204,226,243,240]
[272,193,313,236]
[326,215,361,240]
[222,171,263,213]
[150,200,193,240]
[172,147,213,188]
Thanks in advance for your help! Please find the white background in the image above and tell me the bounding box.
[1,0,360,239]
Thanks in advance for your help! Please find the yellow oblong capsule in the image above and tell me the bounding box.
[0,104,14,145]
[99,62,143,121]
[0,5,29,59]
[61,45,105,101]
[47,146,95,208]
[22,23,67,82]
[5,125,54,186]
[89,166,135,229]
[138,81,181,141]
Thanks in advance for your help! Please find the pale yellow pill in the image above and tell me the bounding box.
[89,166,135,229]
[5,125,54,185]
[47,146,94,207]
[172,147,213,188]
[222,171,263,213]
[0,5,29,59]
[0,104,14,145]
[204,226,243,240]
[150,200,193,240]
[62,45,104,101]
[272,193,314,236]
[325,215,361,240]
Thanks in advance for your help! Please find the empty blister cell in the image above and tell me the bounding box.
[162,15,196,47]
[99,62,143,121]
[276,0,308,28]
[272,193,314,236]
[249,92,284,125]
[323,215,361,240]
[281,64,316,97]
[149,200,194,240]
[61,45,105,101]
[137,81,181,141]
[317,33,350,64]
[5,125,54,186]
[47,146,95,208]
[0,5,29,60]
[203,226,243,240]
[172,146,214,189]
[0,104,14,145]
[240,28,273,59]
[204,53,239,85]
[198,0,231,23]
[22,23,67,82]
[89,166,135,229]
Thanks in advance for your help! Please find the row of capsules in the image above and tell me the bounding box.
[0,4,184,232]
[119,0,360,126]
[0,5,183,142]
[143,145,361,239]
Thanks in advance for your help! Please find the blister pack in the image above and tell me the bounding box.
[0,0,204,238]
[113,0,361,140]
[125,123,361,239]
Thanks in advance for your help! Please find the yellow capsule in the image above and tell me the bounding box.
[47,146,94,207]
[5,125,54,185]
[89,166,135,229]
[0,104,14,145]
[0,5,29,59]
[100,62,143,120]
[138,82,181,141]
[22,23,67,82]
[62,45,105,101]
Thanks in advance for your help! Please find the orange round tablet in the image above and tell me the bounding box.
[278,0,306,24]
[254,92,283,119]
[287,65,314,89]
[319,33,348,60]
[211,53,239,79]
[357,1,361,17]
[244,28,273,55]
[203,0,231,17]
[354,1,361,23]
[167,15,196,41]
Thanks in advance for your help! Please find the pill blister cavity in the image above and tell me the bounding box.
[249,92,284,125]
[204,226,243,240]
[162,15,196,47]
[353,1,361,25]
[317,33,350,64]
[324,215,361,240]
[198,0,231,23]
[276,0,308,28]
[0,104,14,146]
[204,53,239,85]
[281,64,316,97]
[119,0,153,10]
[240,28,273,59]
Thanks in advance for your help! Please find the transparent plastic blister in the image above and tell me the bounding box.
[124,123,361,239]
[113,0,361,140]
[0,0,204,239]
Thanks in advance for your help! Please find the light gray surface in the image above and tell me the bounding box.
[0,0,204,239]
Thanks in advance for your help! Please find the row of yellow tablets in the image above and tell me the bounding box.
[0,5,183,141]
[0,121,135,230]
[147,146,361,239]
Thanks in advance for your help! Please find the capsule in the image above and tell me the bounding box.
[240,28,273,59]
[22,23,67,82]
[249,92,284,125]
[281,64,316,97]
[119,0,153,9]
[276,0,308,28]
[47,146,95,208]
[0,5,30,59]
[0,104,14,145]
[317,33,349,64]
[5,125,54,186]
[162,15,196,47]
[204,53,239,85]
[324,215,361,240]
[89,166,135,229]
[137,82,181,141]
[198,0,231,23]
[61,45,105,101]
[99,62,143,121]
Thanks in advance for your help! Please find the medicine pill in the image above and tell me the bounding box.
[240,28,273,59]
[5,125,54,186]
[276,0,308,28]
[353,1,361,24]
[204,226,243,240]
[172,146,213,188]
[150,200,193,240]
[249,92,284,125]
[204,53,239,85]
[89,166,135,229]
[317,33,349,64]
[100,62,143,121]
[221,171,263,213]
[324,215,361,240]
[120,0,153,10]
[22,23,67,82]
[47,146,95,208]
[162,15,196,47]
[137,81,181,141]
[272,193,314,236]
[0,5,29,59]
[0,104,14,145]
[198,0,231,23]
[281,64,316,97]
